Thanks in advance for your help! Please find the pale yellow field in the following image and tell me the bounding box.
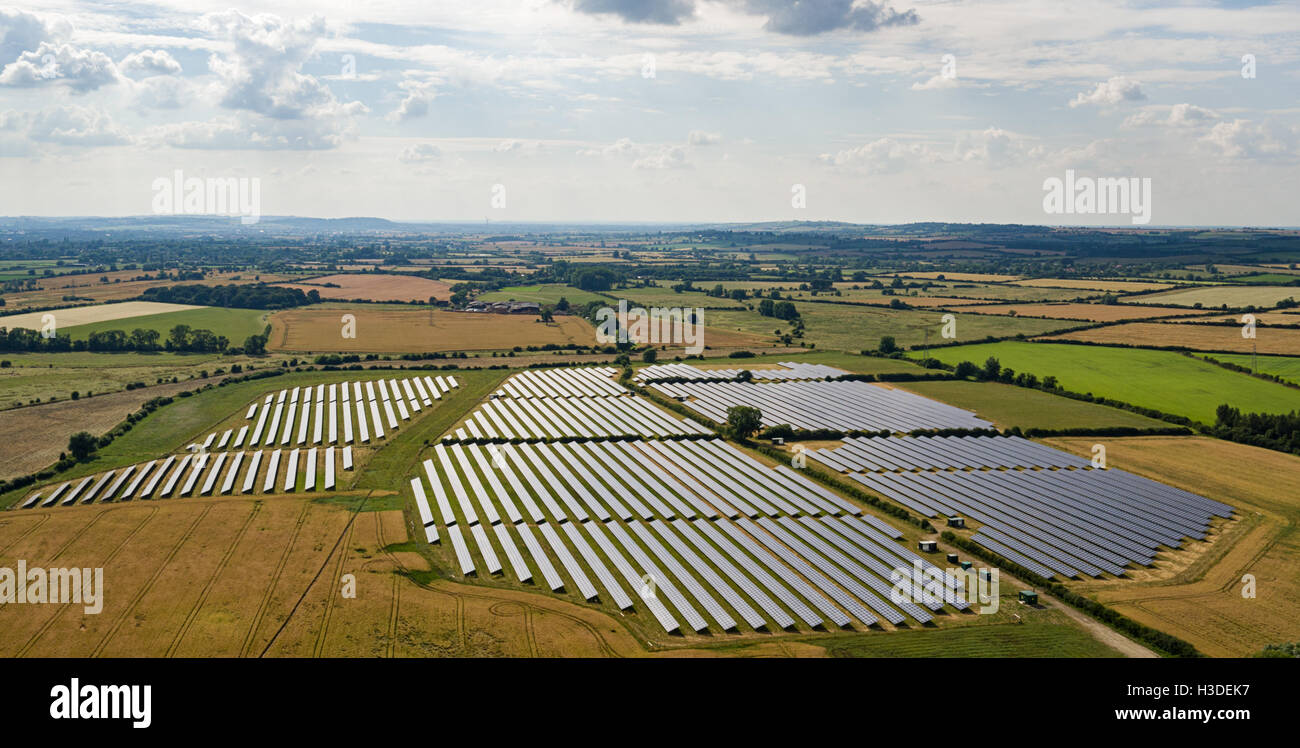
[269,308,596,353]
[884,271,1022,282]
[1012,278,1173,292]
[0,302,204,331]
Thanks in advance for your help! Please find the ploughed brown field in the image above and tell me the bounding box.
[953,302,1195,322]
[268,308,596,353]
[273,273,452,303]
[1039,321,1300,354]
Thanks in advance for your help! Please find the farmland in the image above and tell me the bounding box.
[1200,353,1300,384]
[476,284,610,306]
[61,306,269,343]
[1121,285,1300,309]
[1042,322,1300,355]
[1044,437,1300,657]
[916,341,1300,423]
[955,302,1195,322]
[273,273,452,302]
[1013,278,1174,292]
[0,270,299,310]
[268,307,595,353]
[895,380,1175,431]
[0,302,204,331]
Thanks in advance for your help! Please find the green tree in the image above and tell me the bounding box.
[879,335,898,353]
[642,348,658,363]
[727,405,763,440]
[68,431,98,460]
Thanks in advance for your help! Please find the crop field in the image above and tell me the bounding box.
[0,351,283,410]
[708,303,1074,353]
[1012,278,1174,292]
[895,380,1174,431]
[268,308,595,353]
[924,282,1097,302]
[1121,285,1300,309]
[0,302,205,331]
[881,271,1023,282]
[1044,437,1300,657]
[0,271,297,310]
[1199,353,1300,384]
[954,302,1195,322]
[63,306,270,343]
[916,341,1300,424]
[1042,322,1300,355]
[476,284,610,306]
[607,287,748,309]
[273,273,452,303]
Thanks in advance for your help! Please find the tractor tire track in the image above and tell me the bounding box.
[165,501,262,657]
[239,500,312,657]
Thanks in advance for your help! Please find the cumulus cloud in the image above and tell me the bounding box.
[0,41,120,93]
[744,0,919,36]
[0,9,65,66]
[131,75,191,110]
[912,73,957,91]
[1068,76,1146,108]
[565,0,917,35]
[634,144,688,169]
[27,105,130,146]
[1201,119,1295,161]
[399,143,442,162]
[687,130,721,146]
[198,10,361,121]
[819,137,916,173]
[119,49,182,78]
[388,77,436,122]
[1124,103,1218,129]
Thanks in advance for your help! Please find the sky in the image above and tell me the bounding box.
[0,0,1297,226]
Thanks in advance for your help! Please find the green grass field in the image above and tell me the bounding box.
[0,350,282,407]
[917,341,1300,424]
[706,302,1076,353]
[477,284,609,306]
[1200,353,1300,385]
[607,286,748,309]
[61,306,270,343]
[897,380,1174,430]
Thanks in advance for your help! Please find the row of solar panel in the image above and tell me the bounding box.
[650,380,992,432]
[633,361,848,383]
[408,438,971,634]
[853,469,1233,580]
[809,435,1093,472]
[454,394,710,441]
[240,375,458,449]
[496,367,625,399]
[19,446,355,508]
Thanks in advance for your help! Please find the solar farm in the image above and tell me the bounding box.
[15,375,459,509]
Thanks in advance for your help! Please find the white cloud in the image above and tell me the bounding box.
[819,137,916,173]
[0,9,65,66]
[388,77,437,122]
[1124,102,1218,128]
[687,130,721,146]
[1201,119,1295,161]
[1068,76,1146,108]
[27,105,130,146]
[633,144,688,169]
[399,143,442,162]
[0,41,120,93]
[911,73,956,91]
[119,49,182,78]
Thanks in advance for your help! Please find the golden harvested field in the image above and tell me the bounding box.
[273,273,452,302]
[954,302,1195,321]
[1012,278,1173,292]
[1041,321,1300,354]
[269,308,596,353]
[1044,437,1300,657]
[1120,285,1300,309]
[1187,312,1300,325]
[0,271,295,310]
[0,301,204,331]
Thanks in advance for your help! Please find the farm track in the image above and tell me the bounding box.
[89,505,213,658]
[374,511,399,658]
[311,508,360,657]
[239,500,312,657]
[259,492,370,657]
[0,513,49,555]
[165,500,263,657]
[14,506,158,658]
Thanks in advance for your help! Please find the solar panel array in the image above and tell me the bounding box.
[408,437,971,635]
[809,435,1092,473]
[455,393,709,440]
[852,469,1233,580]
[20,445,357,508]
[495,367,626,398]
[650,379,992,432]
[633,361,848,383]
[231,375,459,451]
